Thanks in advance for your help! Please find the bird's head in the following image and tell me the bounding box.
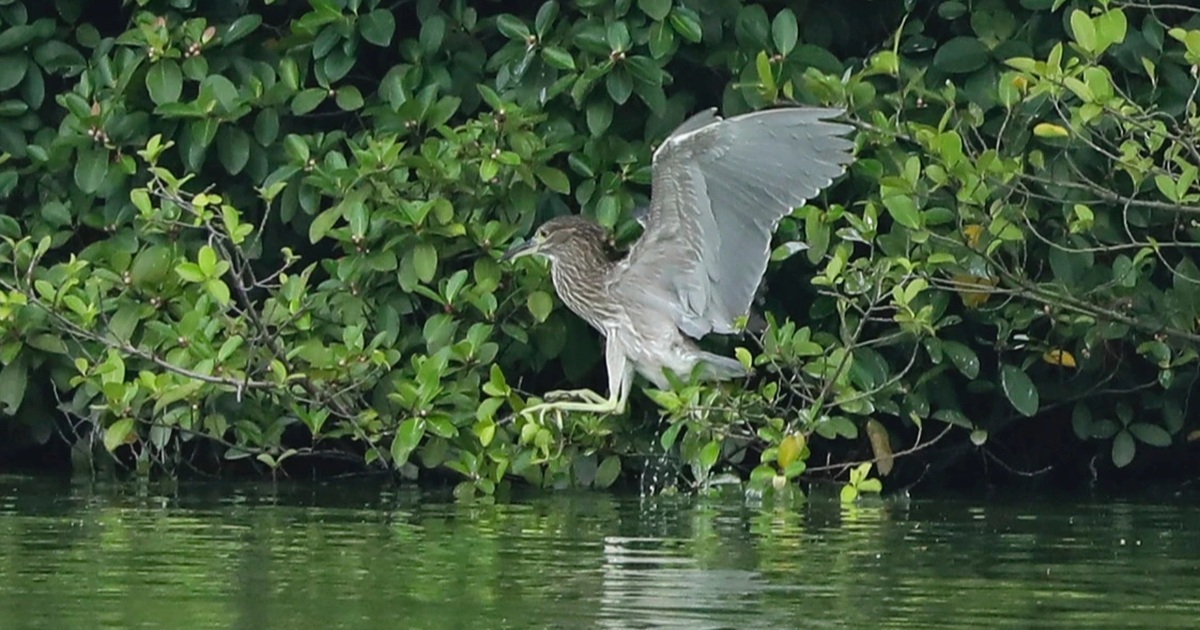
[501,215,614,264]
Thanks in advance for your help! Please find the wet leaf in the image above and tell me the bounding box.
[942,341,980,379]
[1000,364,1039,417]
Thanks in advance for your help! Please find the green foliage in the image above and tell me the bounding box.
[0,0,1196,493]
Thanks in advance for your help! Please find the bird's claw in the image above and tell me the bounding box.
[544,388,605,403]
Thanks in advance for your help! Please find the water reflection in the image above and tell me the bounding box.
[0,477,1197,629]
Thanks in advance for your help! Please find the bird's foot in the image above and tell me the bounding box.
[543,388,606,404]
[518,390,622,422]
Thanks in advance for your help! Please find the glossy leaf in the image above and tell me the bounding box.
[1000,364,1039,417]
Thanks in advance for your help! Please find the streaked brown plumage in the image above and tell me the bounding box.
[503,107,855,415]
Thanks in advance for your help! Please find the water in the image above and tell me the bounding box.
[0,477,1196,629]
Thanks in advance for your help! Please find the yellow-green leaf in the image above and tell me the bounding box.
[1033,122,1069,138]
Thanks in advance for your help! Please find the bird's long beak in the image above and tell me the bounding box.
[500,238,538,262]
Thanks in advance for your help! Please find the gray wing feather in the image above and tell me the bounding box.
[617,107,854,338]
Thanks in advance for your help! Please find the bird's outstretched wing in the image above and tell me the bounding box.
[614,107,855,338]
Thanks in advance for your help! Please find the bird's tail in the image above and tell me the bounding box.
[696,350,751,382]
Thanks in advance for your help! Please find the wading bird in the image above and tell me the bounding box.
[502,107,855,417]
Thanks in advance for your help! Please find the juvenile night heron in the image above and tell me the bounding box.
[502,106,855,416]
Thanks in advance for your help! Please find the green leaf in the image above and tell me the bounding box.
[638,0,671,21]
[146,60,182,106]
[175,262,205,283]
[607,22,631,51]
[660,421,684,450]
[206,279,231,305]
[0,25,38,53]
[1000,364,1039,417]
[771,9,798,55]
[595,455,622,488]
[255,109,280,146]
[942,341,980,379]
[335,85,364,111]
[74,146,108,194]
[1070,10,1096,53]
[932,37,989,73]
[625,56,661,85]
[217,127,251,175]
[1033,122,1069,138]
[882,195,921,230]
[735,5,770,47]
[1111,430,1135,467]
[0,97,29,119]
[586,98,612,136]
[291,88,327,115]
[669,7,703,43]
[495,14,530,40]
[27,334,65,355]
[109,304,139,342]
[541,46,575,70]
[698,439,720,469]
[0,352,27,414]
[308,207,339,243]
[391,418,425,466]
[535,166,570,194]
[283,133,309,163]
[606,68,633,104]
[527,291,553,322]
[223,14,262,44]
[535,2,558,35]
[777,433,804,469]
[1128,423,1171,447]
[34,40,85,72]
[103,418,135,453]
[413,243,438,283]
[419,15,447,53]
[1095,9,1127,51]
[197,245,218,276]
[648,21,675,58]
[359,9,396,46]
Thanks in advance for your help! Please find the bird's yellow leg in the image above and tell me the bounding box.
[520,393,622,420]
[519,340,634,418]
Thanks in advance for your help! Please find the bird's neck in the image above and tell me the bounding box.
[549,240,617,331]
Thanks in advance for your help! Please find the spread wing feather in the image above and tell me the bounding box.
[615,107,855,338]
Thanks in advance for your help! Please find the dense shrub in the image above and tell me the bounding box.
[0,0,1197,496]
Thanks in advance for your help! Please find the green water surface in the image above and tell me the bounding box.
[0,477,1195,629]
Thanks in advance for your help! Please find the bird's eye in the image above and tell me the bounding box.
[534,227,547,240]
